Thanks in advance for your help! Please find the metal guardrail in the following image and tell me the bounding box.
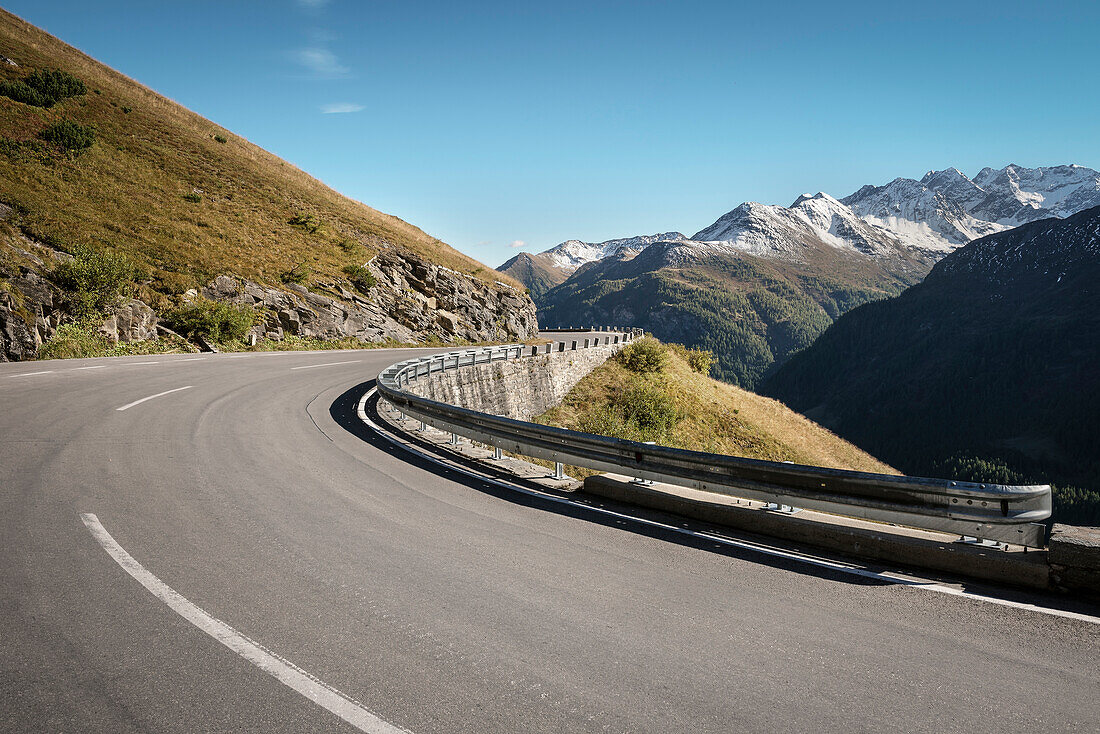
[376,329,1052,548]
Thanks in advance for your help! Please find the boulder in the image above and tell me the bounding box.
[100,299,158,344]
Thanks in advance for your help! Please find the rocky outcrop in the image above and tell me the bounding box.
[0,270,60,361]
[201,250,539,344]
[99,299,157,343]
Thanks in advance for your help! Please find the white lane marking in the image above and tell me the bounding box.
[178,357,206,362]
[123,361,162,366]
[115,386,193,412]
[80,514,410,734]
[74,365,108,371]
[291,360,362,371]
[359,389,1100,626]
[6,370,54,378]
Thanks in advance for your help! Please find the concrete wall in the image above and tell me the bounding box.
[1048,525,1100,600]
[405,343,620,420]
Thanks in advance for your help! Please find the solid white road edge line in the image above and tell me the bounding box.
[115,385,194,412]
[291,360,362,371]
[358,388,1100,626]
[80,513,411,734]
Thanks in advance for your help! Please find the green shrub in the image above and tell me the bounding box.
[338,238,359,254]
[165,299,254,343]
[38,120,96,155]
[213,134,228,144]
[616,337,667,374]
[52,244,136,317]
[182,192,202,203]
[121,106,131,114]
[669,343,714,374]
[0,68,85,108]
[342,264,376,293]
[617,384,679,435]
[287,213,322,233]
[280,262,311,284]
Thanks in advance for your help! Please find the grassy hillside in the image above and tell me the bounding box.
[0,8,519,311]
[535,337,897,475]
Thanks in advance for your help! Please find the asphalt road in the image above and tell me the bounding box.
[2,345,1098,733]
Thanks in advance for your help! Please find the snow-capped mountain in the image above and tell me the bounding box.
[539,232,686,272]
[842,164,1100,252]
[690,192,909,260]
[507,164,1100,279]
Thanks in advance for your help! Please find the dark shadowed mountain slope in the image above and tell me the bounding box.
[761,206,1100,522]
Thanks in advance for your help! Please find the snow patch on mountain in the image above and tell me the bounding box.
[541,232,686,271]
[690,192,905,260]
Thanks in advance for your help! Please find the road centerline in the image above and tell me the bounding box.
[115,385,193,412]
[80,513,410,734]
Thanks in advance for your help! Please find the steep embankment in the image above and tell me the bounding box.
[762,206,1100,523]
[536,338,896,475]
[0,9,535,359]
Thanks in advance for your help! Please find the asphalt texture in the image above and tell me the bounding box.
[1,344,1098,733]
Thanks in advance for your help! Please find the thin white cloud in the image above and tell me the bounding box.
[508,240,526,249]
[294,47,349,78]
[321,102,364,114]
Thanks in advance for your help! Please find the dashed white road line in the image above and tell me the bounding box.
[122,361,162,366]
[115,385,193,412]
[80,513,410,734]
[74,365,108,371]
[290,360,362,371]
[6,370,53,378]
[178,357,206,362]
[358,389,1100,626]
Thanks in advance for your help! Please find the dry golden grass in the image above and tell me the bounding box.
[538,340,897,475]
[0,9,520,308]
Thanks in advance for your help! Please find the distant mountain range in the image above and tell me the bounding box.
[503,164,1100,385]
[761,205,1100,523]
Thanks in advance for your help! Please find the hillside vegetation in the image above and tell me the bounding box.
[0,8,519,310]
[535,337,897,475]
[538,243,912,387]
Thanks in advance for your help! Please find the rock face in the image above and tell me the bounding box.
[202,250,538,344]
[0,270,60,361]
[99,299,157,343]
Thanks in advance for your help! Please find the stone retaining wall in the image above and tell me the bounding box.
[405,342,620,420]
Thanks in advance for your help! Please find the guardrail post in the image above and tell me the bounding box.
[583,339,590,348]
[633,442,656,485]
[558,342,565,352]
[494,446,503,460]
[571,341,577,350]
[449,432,459,446]
[543,343,551,354]
[554,462,565,480]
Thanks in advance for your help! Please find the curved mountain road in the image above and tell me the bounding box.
[1,346,1097,733]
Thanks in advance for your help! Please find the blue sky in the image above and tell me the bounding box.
[8,0,1100,267]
